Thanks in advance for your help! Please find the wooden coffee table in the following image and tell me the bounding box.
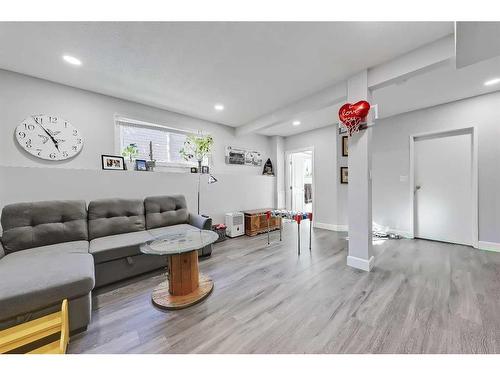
[140,229,218,310]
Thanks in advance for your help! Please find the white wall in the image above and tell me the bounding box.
[0,69,271,175]
[0,70,274,226]
[270,136,285,208]
[0,166,274,225]
[372,90,500,243]
[336,129,348,228]
[284,126,338,227]
[283,91,500,245]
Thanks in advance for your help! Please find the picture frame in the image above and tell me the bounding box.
[190,167,198,173]
[201,165,209,174]
[225,146,263,166]
[135,159,147,171]
[342,136,348,157]
[340,166,348,184]
[101,155,125,170]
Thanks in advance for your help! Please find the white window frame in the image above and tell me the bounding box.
[114,116,203,168]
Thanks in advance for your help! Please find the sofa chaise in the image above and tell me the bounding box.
[0,195,211,334]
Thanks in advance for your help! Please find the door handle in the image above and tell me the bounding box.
[414,185,422,193]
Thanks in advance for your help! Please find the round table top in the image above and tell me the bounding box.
[140,228,219,256]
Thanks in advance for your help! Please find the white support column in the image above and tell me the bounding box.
[346,70,374,271]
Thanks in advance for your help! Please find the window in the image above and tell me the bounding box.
[116,118,195,166]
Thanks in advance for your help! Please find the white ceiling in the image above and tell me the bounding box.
[0,22,453,127]
[372,54,500,119]
[258,103,342,137]
[259,40,500,137]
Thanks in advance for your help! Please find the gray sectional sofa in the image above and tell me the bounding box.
[0,195,211,333]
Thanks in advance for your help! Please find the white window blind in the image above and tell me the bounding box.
[116,119,194,165]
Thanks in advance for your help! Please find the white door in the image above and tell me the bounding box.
[414,132,473,246]
[291,153,305,212]
[287,150,313,212]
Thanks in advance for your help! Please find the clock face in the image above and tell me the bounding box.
[15,115,84,161]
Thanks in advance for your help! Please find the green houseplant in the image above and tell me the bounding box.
[122,143,139,170]
[179,134,214,170]
[179,134,215,215]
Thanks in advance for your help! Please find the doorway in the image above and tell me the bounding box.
[286,148,314,213]
[410,127,478,247]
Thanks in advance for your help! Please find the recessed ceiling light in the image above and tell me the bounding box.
[484,78,500,86]
[214,104,224,111]
[292,120,301,126]
[62,55,82,66]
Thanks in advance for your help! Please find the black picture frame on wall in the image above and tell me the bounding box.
[135,159,147,171]
[101,155,126,170]
[340,167,348,184]
[342,136,348,157]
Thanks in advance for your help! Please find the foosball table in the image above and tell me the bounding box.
[263,209,313,255]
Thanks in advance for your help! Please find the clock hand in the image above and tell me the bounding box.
[32,117,60,152]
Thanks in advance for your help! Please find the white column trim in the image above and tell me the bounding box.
[347,255,374,271]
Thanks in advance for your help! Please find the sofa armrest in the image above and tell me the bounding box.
[189,214,212,231]
[0,238,5,259]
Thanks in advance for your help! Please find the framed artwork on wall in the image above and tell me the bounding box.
[101,155,125,170]
[340,167,348,184]
[342,136,348,157]
[225,146,263,167]
[135,159,147,171]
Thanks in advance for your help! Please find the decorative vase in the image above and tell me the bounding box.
[126,159,135,171]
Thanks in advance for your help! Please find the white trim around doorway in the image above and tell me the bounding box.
[285,146,316,224]
[409,126,478,248]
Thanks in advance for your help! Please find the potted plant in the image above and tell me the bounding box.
[121,143,139,170]
[179,134,214,170]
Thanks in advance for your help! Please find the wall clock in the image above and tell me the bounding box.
[15,114,84,161]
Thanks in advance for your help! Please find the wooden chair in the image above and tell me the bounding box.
[0,299,69,354]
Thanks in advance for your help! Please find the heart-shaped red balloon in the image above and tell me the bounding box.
[338,100,370,136]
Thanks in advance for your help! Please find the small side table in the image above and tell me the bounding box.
[140,229,218,310]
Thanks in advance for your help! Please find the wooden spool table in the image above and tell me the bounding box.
[140,229,218,310]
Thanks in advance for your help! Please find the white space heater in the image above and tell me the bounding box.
[225,212,245,238]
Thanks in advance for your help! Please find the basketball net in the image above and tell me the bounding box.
[342,117,363,137]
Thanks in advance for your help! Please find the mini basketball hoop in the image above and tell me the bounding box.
[338,100,371,137]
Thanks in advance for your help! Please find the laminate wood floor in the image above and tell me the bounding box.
[69,226,500,354]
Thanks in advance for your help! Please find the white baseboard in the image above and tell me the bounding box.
[478,241,500,253]
[314,222,411,238]
[347,255,374,272]
[314,222,348,232]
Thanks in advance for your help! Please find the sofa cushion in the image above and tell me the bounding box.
[0,200,88,254]
[145,195,189,229]
[7,240,89,257]
[89,230,154,264]
[88,198,145,240]
[0,249,94,322]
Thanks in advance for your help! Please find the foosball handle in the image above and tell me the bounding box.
[296,214,301,255]
[308,212,312,251]
[266,211,271,245]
